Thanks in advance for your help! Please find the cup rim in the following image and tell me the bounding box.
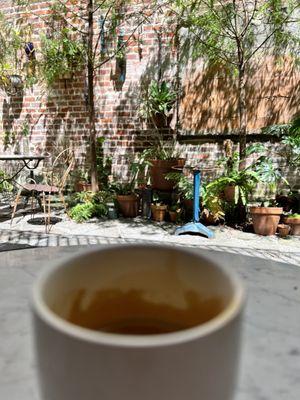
[32,244,246,348]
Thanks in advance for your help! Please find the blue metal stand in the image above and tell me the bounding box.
[175,169,214,238]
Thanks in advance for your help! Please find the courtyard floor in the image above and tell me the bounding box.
[0,200,299,266]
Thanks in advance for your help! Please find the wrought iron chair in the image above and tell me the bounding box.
[11,148,75,233]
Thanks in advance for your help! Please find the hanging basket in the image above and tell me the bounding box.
[9,74,23,89]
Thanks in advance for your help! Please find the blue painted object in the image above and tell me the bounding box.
[175,169,214,238]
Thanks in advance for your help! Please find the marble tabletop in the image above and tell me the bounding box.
[0,246,299,400]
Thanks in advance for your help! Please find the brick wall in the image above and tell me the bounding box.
[0,1,298,193]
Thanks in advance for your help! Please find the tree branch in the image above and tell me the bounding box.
[166,4,238,67]
[93,4,113,58]
[245,3,300,63]
[53,0,89,22]
[92,0,111,15]
[240,0,258,38]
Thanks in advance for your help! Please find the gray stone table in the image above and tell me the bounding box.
[0,246,299,400]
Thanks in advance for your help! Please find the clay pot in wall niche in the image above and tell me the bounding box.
[250,207,283,236]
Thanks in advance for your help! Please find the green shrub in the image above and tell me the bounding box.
[68,191,109,223]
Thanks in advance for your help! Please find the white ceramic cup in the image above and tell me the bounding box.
[32,244,245,400]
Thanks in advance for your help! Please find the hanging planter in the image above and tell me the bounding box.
[25,42,35,60]
[9,74,23,89]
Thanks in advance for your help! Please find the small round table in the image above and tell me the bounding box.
[0,154,46,184]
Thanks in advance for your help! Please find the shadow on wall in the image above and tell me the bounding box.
[180,56,299,133]
[41,72,87,166]
[2,89,24,150]
[96,27,176,181]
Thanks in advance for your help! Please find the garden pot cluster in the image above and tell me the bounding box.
[150,204,181,223]
[250,207,300,237]
[250,207,283,236]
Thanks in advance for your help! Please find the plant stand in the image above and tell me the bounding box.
[175,169,214,238]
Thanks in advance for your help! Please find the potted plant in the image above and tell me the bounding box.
[201,183,225,225]
[142,142,184,192]
[283,214,300,235]
[151,202,168,222]
[168,204,182,223]
[165,172,194,215]
[277,224,290,238]
[113,182,139,218]
[249,154,288,235]
[73,170,92,192]
[139,80,176,129]
[139,80,183,191]
[111,154,149,218]
[215,142,264,205]
[250,204,283,236]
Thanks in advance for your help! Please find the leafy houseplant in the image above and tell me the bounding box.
[111,154,150,218]
[166,172,224,224]
[166,171,193,215]
[262,116,300,168]
[142,141,184,192]
[72,170,92,192]
[0,169,13,192]
[150,191,168,222]
[201,183,225,225]
[246,147,287,236]
[139,80,181,191]
[249,155,285,235]
[139,80,176,129]
[151,203,168,222]
[168,203,182,223]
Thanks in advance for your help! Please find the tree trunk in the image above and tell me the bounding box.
[88,0,99,192]
[238,66,247,170]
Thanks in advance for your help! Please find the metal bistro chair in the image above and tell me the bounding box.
[11,148,75,233]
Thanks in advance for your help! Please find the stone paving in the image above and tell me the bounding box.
[0,203,299,266]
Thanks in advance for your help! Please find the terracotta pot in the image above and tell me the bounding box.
[152,113,173,129]
[283,217,300,236]
[250,207,283,236]
[202,213,218,226]
[75,182,92,192]
[150,159,180,191]
[277,224,290,238]
[151,204,167,222]
[116,194,139,218]
[177,158,186,167]
[224,185,236,202]
[168,210,178,223]
[183,199,193,211]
